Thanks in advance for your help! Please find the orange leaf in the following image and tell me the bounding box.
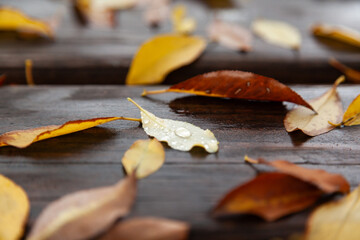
[142,70,314,111]
[213,172,323,221]
[0,116,140,148]
[245,156,350,194]
[100,217,189,240]
[329,58,360,83]
[0,174,29,240]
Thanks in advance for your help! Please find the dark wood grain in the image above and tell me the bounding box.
[0,0,359,84]
[1,85,360,239]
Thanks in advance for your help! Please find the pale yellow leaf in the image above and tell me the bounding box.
[126,34,206,85]
[252,19,301,50]
[27,175,136,240]
[342,94,360,126]
[171,5,196,35]
[312,24,360,48]
[0,175,29,240]
[122,138,165,179]
[305,186,360,240]
[284,76,344,136]
[128,98,219,153]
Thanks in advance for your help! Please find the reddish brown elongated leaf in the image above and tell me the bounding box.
[142,70,314,111]
[329,58,360,83]
[100,217,189,240]
[245,156,350,194]
[213,172,323,221]
[27,175,136,240]
[208,19,252,52]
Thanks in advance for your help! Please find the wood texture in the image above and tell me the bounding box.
[0,0,359,84]
[1,85,360,239]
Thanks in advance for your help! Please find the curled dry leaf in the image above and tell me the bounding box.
[171,5,196,35]
[284,76,344,136]
[122,138,165,179]
[0,174,29,240]
[143,0,170,27]
[0,116,140,148]
[0,7,53,39]
[128,98,219,153]
[305,186,360,240]
[252,19,301,50]
[329,58,360,83]
[340,94,360,126]
[100,217,189,240]
[213,172,323,221]
[126,34,206,85]
[312,23,360,48]
[244,156,350,194]
[208,19,252,52]
[27,175,136,240]
[142,70,314,111]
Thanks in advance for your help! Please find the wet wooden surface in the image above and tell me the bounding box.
[1,85,360,239]
[1,0,360,85]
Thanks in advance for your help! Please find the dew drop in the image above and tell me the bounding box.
[175,127,191,138]
[143,119,149,124]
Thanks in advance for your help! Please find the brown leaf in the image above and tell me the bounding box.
[27,175,137,240]
[0,74,6,86]
[100,217,189,240]
[142,70,314,111]
[329,58,360,83]
[213,172,323,221]
[245,156,350,194]
[208,19,252,52]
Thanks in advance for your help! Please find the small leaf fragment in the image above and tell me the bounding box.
[252,19,301,50]
[27,175,137,240]
[312,23,360,48]
[213,172,323,221]
[128,98,219,153]
[0,116,140,148]
[122,138,165,179]
[305,186,360,240]
[0,174,29,240]
[100,217,189,240]
[329,58,360,83]
[245,156,350,194]
[341,94,360,126]
[142,70,314,111]
[208,19,252,52]
[171,5,196,35]
[284,76,344,136]
[0,7,53,39]
[126,34,206,85]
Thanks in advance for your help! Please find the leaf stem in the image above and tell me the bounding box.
[244,155,259,164]
[120,117,142,122]
[141,89,168,96]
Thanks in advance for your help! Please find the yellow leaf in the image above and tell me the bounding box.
[126,34,206,85]
[305,186,360,240]
[0,117,140,148]
[171,5,196,35]
[284,76,344,136]
[252,19,301,50]
[27,175,136,240]
[128,98,219,153]
[0,7,53,38]
[0,174,29,240]
[122,139,165,179]
[342,94,360,126]
[312,24,360,48]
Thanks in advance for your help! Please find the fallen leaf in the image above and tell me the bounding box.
[284,76,344,136]
[142,70,314,111]
[208,19,252,52]
[213,172,323,221]
[27,175,137,240]
[25,59,35,86]
[312,23,360,48]
[0,74,6,86]
[0,116,140,148]
[252,19,301,50]
[171,5,196,35]
[0,174,29,240]
[244,156,350,194]
[126,34,206,85]
[0,7,53,39]
[142,0,170,27]
[128,98,219,153]
[340,94,360,126]
[329,58,360,83]
[122,138,165,179]
[305,186,360,240]
[100,217,189,240]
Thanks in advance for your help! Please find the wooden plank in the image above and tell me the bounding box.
[0,0,359,84]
